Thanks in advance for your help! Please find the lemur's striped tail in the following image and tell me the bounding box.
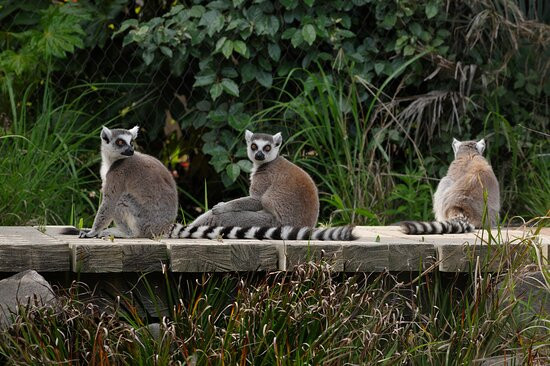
[399,217,474,235]
[168,224,357,241]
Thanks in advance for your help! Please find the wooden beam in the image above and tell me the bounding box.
[0,227,70,272]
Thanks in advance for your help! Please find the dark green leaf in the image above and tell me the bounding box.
[241,63,257,83]
[382,13,396,29]
[210,83,223,100]
[159,46,173,58]
[425,2,438,19]
[233,40,247,56]
[222,39,233,58]
[237,159,253,173]
[291,29,303,48]
[142,51,154,65]
[268,43,281,61]
[256,70,273,88]
[302,24,316,46]
[226,163,241,183]
[221,78,239,96]
[193,74,216,87]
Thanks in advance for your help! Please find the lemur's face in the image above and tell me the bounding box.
[245,130,282,165]
[452,138,485,158]
[101,126,138,161]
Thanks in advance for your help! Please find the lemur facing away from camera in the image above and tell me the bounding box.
[400,138,500,235]
[74,126,178,238]
[186,130,356,240]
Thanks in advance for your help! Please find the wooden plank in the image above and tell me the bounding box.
[389,243,436,271]
[72,244,123,273]
[122,243,168,272]
[0,226,546,274]
[43,227,168,273]
[0,226,70,272]
[436,228,548,272]
[284,242,343,271]
[166,240,279,272]
[342,242,389,272]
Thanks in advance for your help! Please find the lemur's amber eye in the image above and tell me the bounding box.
[116,139,125,146]
[264,145,271,152]
[251,143,258,151]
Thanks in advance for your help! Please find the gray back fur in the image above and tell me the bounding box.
[433,137,500,227]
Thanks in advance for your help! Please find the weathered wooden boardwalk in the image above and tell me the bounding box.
[0,226,547,273]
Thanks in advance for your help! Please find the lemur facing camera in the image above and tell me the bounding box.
[186,130,356,240]
[400,138,500,235]
[76,126,178,238]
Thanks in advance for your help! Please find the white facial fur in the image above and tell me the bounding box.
[245,130,282,166]
[100,126,137,181]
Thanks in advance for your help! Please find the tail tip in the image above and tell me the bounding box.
[60,227,80,235]
[398,222,415,234]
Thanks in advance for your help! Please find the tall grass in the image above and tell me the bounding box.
[1,227,548,364]
[250,57,432,225]
[0,78,126,226]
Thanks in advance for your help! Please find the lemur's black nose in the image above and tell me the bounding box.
[255,151,265,161]
[122,147,134,156]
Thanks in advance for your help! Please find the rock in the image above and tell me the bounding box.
[145,322,162,341]
[0,270,56,327]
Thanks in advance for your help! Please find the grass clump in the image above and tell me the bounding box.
[0,78,129,226]
[1,240,548,365]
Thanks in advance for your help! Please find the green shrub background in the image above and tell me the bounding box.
[0,0,548,226]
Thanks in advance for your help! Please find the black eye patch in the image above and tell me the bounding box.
[116,139,125,146]
[263,145,271,152]
[251,143,258,151]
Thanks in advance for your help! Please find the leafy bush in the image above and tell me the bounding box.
[110,0,548,222]
[0,0,548,224]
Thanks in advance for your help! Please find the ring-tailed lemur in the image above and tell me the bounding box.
[400,138,500,235]
[69,126,178,238]
[188,130,356,240]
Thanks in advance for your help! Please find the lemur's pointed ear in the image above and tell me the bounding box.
[101,126,112,143]
[476,139,486,154]
[129,125,139,139]
[452,137,461,155]
[245,130,253,143]
[273,132,283,146]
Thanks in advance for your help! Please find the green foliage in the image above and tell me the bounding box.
[0,79,123,226]
[114,0,453,187]
[0,1,91,78]
[386,168,434,222]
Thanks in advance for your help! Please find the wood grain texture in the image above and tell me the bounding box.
[389,243,436,272]
[284,242,343,271]
[166,240,279,272]
[342,243,389,272]
[0,227,70,272]
[0,226,546,273]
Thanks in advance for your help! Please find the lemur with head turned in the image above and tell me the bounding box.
[184,130,355,240]
[78,126,178,238]
[400,137,500,235]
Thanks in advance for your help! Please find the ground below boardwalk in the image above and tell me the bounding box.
[0,226,548,274]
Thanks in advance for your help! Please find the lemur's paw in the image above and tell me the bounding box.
[212,202,228,215]
[78,230,96,238]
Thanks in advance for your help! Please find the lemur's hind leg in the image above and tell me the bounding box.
[96,227,133,238]
[191,209,278,227]
[108,194,141,237]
